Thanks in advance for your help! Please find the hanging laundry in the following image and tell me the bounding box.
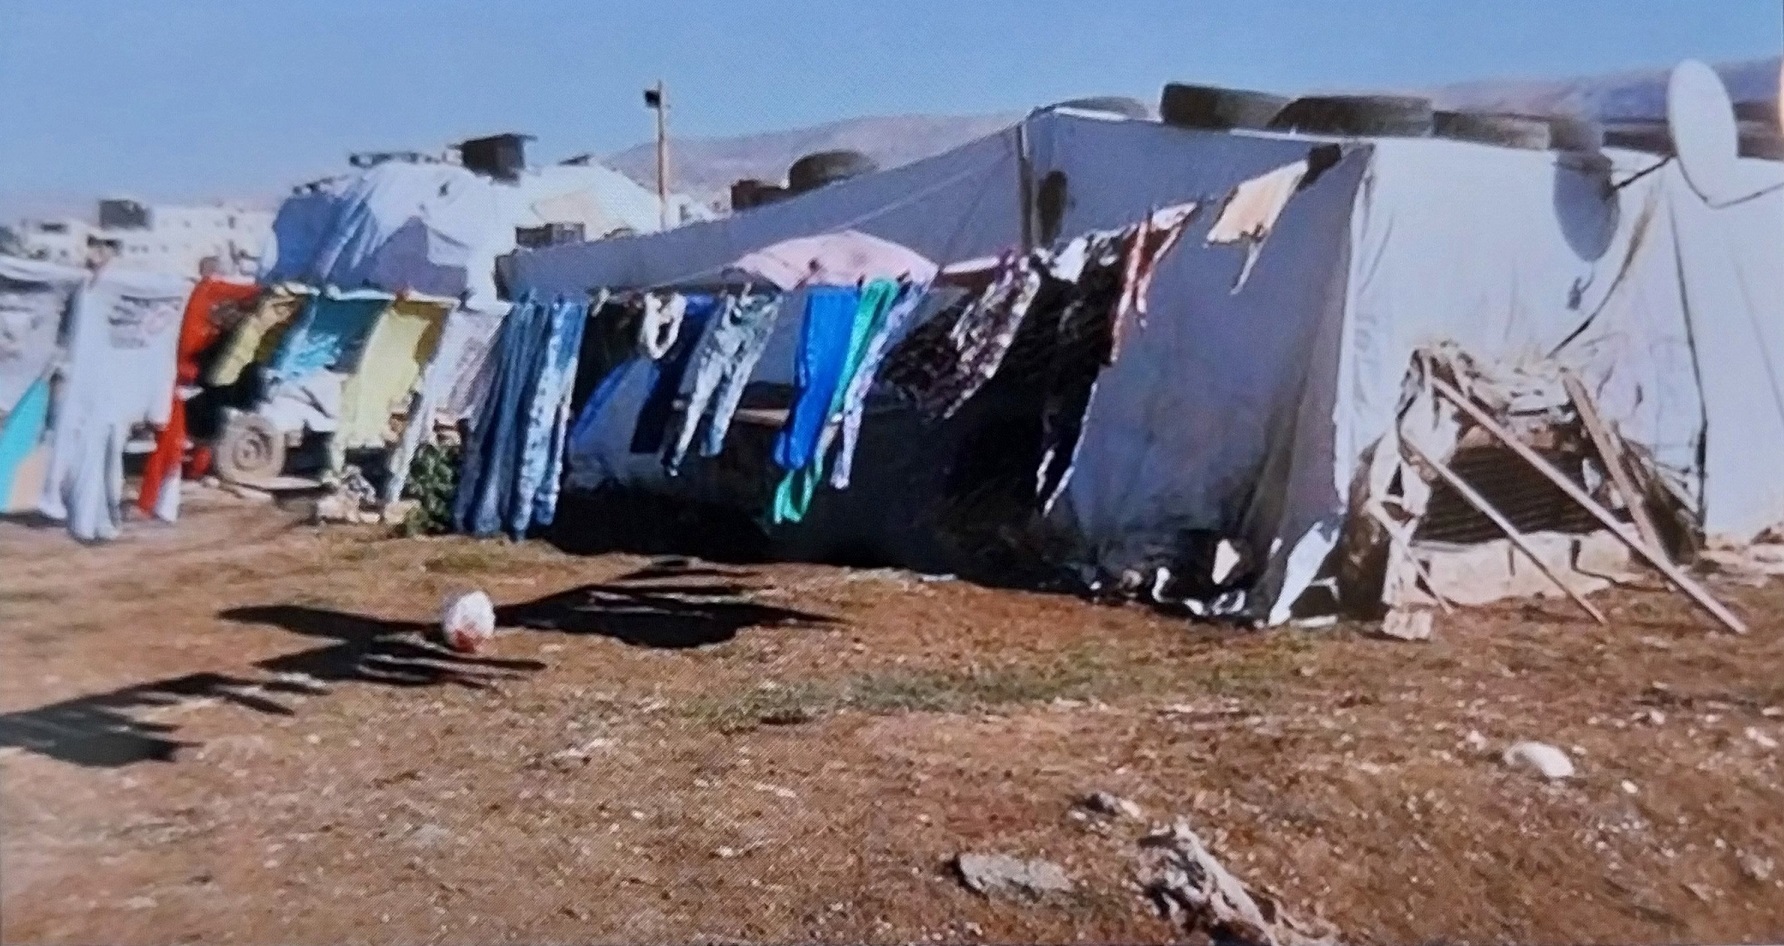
[1036,204,1200,512]
[454,298,550,538]
[664,292,782,476]
[570,294,642,415]
[205,284,307,386]
[382,304,507,505]
[772,286,863,475]
[0,377,50,508]
[137,276,261,521]
[39,267,192,542]
[1035,237,1127,512]
[1113,201,1198,345]
[513,296,589,533]
[817,283,931,490]
[730,230,940,291]
[0,256,82,415]
[441,304,509,423]
[629,295,717,456]
[263,290,388,384]
[1207,160,1309,292]
[637,293,687,360]
[907,254,1046,421]
[328,297,449,474]
[772,280,899,525]
[449,294,592,539]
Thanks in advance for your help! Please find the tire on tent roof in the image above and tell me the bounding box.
[1739,124,1784,161]
[1733,100,1777,123]
[730,178,775,211]
[1047,96,1152,120]
[1158,83,1289,131]
[787,150,879,194]
[1601,121,1672,156]
[1432,111,1552,149]
[1267,95,1435,137]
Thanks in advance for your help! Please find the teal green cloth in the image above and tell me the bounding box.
[772,279,901,525]
[0,376,50,505]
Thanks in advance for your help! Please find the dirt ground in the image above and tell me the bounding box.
[3,487,1782,945]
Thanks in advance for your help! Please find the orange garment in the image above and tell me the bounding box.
[137,277,261,517]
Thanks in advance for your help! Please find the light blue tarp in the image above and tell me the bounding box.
[260,161,712,311]
[505,110,1784,622]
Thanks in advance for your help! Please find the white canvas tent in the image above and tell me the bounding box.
[507,109,1784,623]
[260,160,712,311]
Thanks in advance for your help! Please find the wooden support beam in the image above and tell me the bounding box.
[1560,370,1666,557]
[1365,502,1455,615]
[1431,376,1747,635]
[1405,440,1609,625]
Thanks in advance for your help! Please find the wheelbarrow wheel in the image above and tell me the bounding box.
[215,413,285,487]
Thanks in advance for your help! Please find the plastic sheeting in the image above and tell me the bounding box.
[504,110,1784,624]
[1334,141,1784,603]
[259,161,709,310]
[1001,118,1366,622]
[507,127,1024,295]
[0,256,84,414]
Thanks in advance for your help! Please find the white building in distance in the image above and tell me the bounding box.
[10,198,273,277]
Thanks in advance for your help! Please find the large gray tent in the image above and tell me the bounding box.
[506,108,1784,623]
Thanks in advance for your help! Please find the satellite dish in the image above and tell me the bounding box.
[1667,60,1743,203]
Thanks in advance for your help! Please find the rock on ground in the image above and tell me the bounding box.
[1503,741,1576,780]
[953,852,1074,898]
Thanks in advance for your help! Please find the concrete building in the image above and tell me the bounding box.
[10,198,273,276]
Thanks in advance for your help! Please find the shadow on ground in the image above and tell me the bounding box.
[0,559,834,768]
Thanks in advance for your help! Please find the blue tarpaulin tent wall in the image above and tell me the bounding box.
[505,109,1784,623]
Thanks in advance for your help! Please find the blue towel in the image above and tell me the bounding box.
[0,376,49,506]
[772,287,861,471]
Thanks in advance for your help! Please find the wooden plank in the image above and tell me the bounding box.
[1560,370,1666,557]
[1431,376,1748,634]
[1405,440,1609,625]
[1364,503,1455,615]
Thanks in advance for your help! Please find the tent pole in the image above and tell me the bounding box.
[654,80,670,230]
[1015,119,1036,252]
[1431,376,1746,634]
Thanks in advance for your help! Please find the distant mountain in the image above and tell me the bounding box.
[604,112,1021,203]
[1430,56,1780,121]
[604,57,1780,205]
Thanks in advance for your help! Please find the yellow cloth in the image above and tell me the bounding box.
[330,298,449,468]
[207,288,305,386]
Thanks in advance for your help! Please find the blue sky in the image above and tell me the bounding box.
[0,0,1778,217]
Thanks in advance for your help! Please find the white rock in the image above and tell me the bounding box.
[1745,727,1779,750]
[1379,610,1434,642]
[954,853,1073,897]
[1621,780,1639,795]
[441,590,495,654]
[1462,730,1490,753]
[1502,741,1576,780]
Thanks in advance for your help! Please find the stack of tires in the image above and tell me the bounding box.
[786,150,880,196]
[1154,81,1683,161]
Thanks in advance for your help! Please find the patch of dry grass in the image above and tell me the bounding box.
[679,639,1315,731]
